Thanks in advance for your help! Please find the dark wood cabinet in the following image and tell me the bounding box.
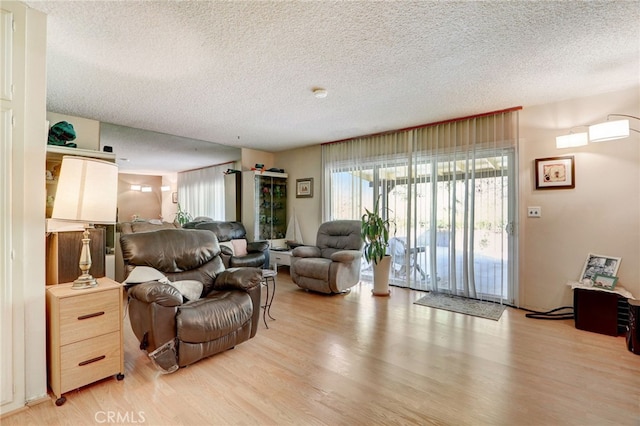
[46,229,105,285]
[573,288,626,336]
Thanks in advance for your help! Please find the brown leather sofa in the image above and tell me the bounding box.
[120,228,262,368]
[190,221,270,269]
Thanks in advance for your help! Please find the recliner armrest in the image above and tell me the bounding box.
[247,240,269,253]
[213,267,262,292]
[128,281,183,307]
[330,250,362,264]
[292,246,321,258]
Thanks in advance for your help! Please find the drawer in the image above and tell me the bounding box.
[60,331,121,394]
[272,253,291,266]
[59,288,120,345]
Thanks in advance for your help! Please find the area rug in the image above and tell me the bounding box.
[414,293,506,321]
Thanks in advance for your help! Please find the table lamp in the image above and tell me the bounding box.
[51,156,118,289]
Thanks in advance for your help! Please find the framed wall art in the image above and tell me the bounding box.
[296,178,313,198]
[579,253,621,282]
[535,156,575,189]
[172,192,178,204]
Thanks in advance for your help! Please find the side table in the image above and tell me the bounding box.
[269,249,292,270]
[46,277,124,406]
[261,269,277,328]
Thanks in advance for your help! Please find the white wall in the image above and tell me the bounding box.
[519,87,640,310]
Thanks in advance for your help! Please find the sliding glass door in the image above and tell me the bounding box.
[323,110,518,304]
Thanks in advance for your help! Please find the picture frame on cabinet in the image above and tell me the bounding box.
[592,274,618,290]
[535,156,575,189]
[579,253,621,282]
[296,178,313,198]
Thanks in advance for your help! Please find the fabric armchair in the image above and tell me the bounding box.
[290,220,363,294]
[120,228,262,369]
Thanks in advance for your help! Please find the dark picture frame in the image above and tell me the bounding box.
[296,178,313,198]
[535,156,575,189]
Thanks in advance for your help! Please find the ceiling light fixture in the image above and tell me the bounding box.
[141,186,152,193]
[313,88,328,99]
[160,185,170,192]
[130,184,141,191]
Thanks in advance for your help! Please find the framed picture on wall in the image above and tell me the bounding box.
[535,156,575,189]
[172,192,178,203]
[296,178,313,198]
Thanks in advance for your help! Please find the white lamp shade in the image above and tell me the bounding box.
[556,132,588,149]
[51,156,118,223]
[588,119,630,142]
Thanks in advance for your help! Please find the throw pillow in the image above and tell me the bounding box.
[219,241,234,255]
[168,280,203,302]
[231,239,248,256]
[123,266,167,284]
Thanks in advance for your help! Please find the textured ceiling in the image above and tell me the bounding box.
[26,1,640,174]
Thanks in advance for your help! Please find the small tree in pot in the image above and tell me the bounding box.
[175,203,193,227]
[361,197,393,296]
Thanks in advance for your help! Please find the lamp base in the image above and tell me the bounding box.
[71,274,98,290]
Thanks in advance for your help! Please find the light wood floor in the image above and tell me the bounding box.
[4,271,640,425]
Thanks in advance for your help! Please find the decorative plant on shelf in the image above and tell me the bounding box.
[175,203,192,227]
[361,196,394,296]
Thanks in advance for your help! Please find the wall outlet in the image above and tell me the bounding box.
[527,206,541,218]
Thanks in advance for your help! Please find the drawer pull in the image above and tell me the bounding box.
[79,355,106,366]
[77,311,105,321]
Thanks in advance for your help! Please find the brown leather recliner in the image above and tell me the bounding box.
[194,221,269,269]
[120,228,262,368]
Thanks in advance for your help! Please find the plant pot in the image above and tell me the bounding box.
[372,255,392,296]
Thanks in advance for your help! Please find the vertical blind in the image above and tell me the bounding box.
[322,109,519,303]
[177,163,229,220]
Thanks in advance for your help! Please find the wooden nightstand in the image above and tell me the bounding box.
[46,277,124,406]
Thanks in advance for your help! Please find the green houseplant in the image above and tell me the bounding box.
[175,203,193,227]
[361,197,393,296]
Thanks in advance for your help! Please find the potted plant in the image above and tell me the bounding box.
[175,203,193,227]
[361,197,393,296]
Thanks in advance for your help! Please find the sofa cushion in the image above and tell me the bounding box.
[124,266,167,284]
[168,280,204,302]
[176,291,253,342]
[292,257,332,280]
[231,239,248,256]
[219,241,234,255]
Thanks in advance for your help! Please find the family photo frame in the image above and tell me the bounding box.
[579,253,621,283]
[535,156,575,190]
[592,274,619,290]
